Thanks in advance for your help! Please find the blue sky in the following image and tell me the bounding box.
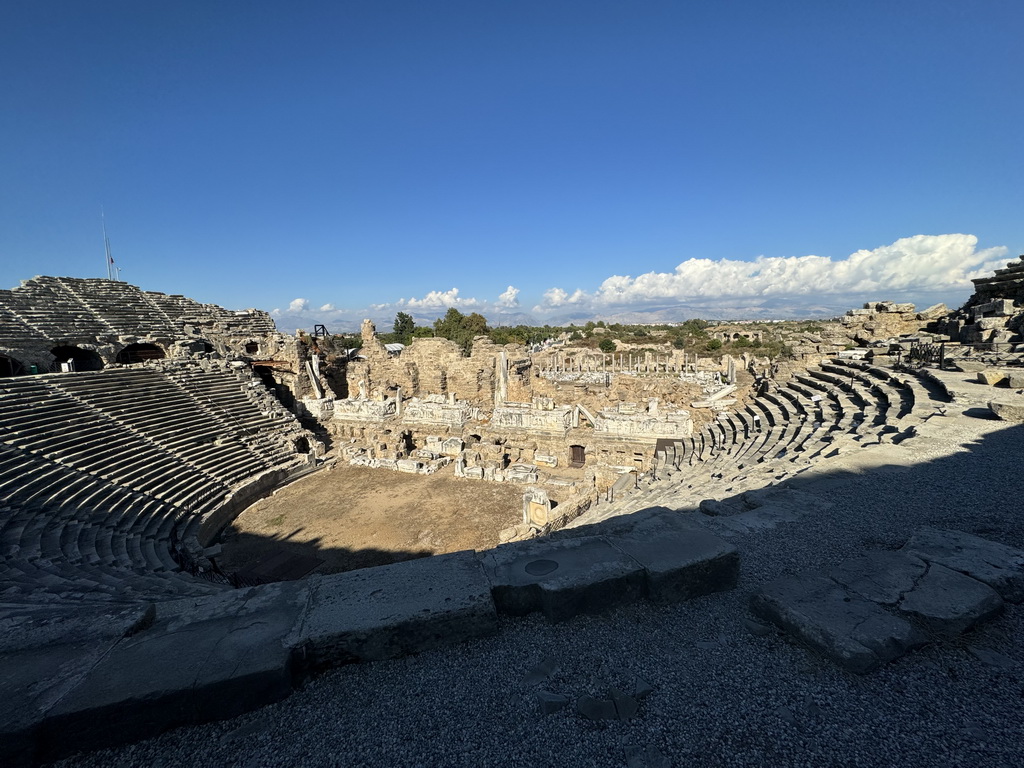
[2,1,1022,331]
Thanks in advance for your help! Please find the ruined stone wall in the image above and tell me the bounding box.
[346,321,524,407]
[928,256,1024,348]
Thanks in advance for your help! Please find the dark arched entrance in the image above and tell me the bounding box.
[116,343,165,364]
[0,354,27,377]
[51,345,104,372]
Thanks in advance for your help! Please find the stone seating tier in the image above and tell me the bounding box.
[0,276,279,353]
[0,365,314,601]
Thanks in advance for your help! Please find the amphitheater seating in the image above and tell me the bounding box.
[0,276,277,351]
[580,358,937,524]
[0,363,314,602]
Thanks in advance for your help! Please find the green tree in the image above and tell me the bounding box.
[393,312,414,344]
[599,338,617,354]
[433,308,491,354]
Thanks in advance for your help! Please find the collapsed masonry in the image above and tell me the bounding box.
[326,320,740,510]
[932,255,1024,353]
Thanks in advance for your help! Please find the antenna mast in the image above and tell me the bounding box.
[101,208,115,280]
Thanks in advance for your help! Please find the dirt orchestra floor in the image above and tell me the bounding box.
[216,463,524,577]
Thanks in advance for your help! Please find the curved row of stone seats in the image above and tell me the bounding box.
[0,305,50,350]
[0,445,227,602]
[0,278,114,341]
[143,291,278,335]
[51,277,179,338]
[159,362,306,466]
[583,360,933,525]
[0,377,232,518]
[827,358,950,430]
[48,369,276,496]
[0,276,278,349]
[0,366,315,602]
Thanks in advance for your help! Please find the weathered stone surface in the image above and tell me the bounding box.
[295,550,498,666]
[977,370,1009,386]
[0,603,158,767]
[898,563,1003,637]
[828,551,927,605]
[903,528,1024,602]
[42,583,307,762]
[989,398,1024,422]
[481,536,645,622]
[606,512,739,603]
[917,303,949,321]
[1007,374,1024,389]
[750,575,927,673]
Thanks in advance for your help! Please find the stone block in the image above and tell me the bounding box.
[1007,374,1024,389]
[750,575,927,674]
[976,317,1007,331]
[897,563,1003,638]
[976,370,1008,386]
[917,303,949,321]
[902,527,1024,602]
[989,399,1024,421]
[481,536,646,622]
[294,550,498,667]
[41,583,307,762]
[0,603,156,768]
[828,551,926,605]
[829,551,1004,637]
[607,512,739,603]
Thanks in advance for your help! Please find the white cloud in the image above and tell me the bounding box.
[391,287,482,310]
[288,297,310,312]
[537,234,1007,312]
[320,303,335,311]
[538,287,588,309]
[496,285,520,308]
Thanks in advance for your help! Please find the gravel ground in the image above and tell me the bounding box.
[51,408,1024,768]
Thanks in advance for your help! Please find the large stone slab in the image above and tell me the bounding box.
[898,563,1003,638]
[293,550,497,668]
[40,582,308,762]
[606,512,739,603]
[903,527,1024,602]
[481,535,645,622]
[750,575,927,674]
[0,603,156,768]
[829,550,1004,637]
[829,551,927,605]
[988,398,1024,422]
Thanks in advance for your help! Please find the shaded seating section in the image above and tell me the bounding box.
[0,364,315,602]
[592,359,936,521]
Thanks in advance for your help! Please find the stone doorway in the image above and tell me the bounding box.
[570,444,586,468]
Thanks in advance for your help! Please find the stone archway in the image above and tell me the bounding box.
[50,345,104,372]
[116,343,165,364]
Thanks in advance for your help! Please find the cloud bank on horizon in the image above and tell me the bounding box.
[270,234,1009,332]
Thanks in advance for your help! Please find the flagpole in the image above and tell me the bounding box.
[101,208,114,280]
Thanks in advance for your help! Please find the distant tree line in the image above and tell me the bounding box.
[319,311,795,359]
